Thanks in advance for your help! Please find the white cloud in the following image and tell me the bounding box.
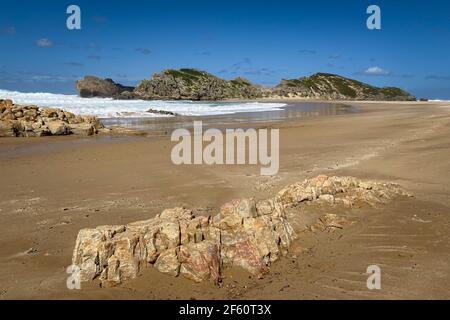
[363,66,391,76]
[35,38,54,47]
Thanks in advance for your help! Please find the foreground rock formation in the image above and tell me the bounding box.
[0,99,104,137]
[72,176,409,287]
[76,69,416,101]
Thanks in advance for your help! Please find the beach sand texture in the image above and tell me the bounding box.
[0,100,449,299]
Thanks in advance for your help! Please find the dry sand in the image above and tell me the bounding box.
[0,100,449,300]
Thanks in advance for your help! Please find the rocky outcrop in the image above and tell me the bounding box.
[76,76,135,98]
[273,73,416,101]
[0,99,104,137]
[71,175,410,287]
[134,69,264,101]
[77,70,416,101]
[146,109,180,116]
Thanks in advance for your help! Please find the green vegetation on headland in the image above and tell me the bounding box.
[76,69,416,101]
[276,73,415,101]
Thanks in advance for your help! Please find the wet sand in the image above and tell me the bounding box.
[0,100,449,299]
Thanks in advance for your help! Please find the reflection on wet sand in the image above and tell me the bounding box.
[102,103,357,131]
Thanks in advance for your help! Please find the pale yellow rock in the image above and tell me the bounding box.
[48,121,69,135]
[70,176,409,286]
[154,248,180,277]
[69,123,95,136]
[256,199,275,216]
[0,99,105,137]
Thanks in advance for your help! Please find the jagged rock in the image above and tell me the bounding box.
[71,176,410,287]
[0,120,17,137]
[178,241,221,283]
[132,69,264,101]
[146,109,180,116]
[0,99,14,108]
[76,70,415,101]
[72,226,120,282]
[47,121,69,135]
[274,73,416,101]
[0,99,104,137]
[154,248,180,277]
[76,76,135,98]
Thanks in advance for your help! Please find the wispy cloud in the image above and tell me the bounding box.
[328,54,341,59]
[1,26,16,35]
[63,62,85,67]
[87,54,102,60]
[0,70,79,83]
[232,58,252,71]
[426,75,450,81]
[28,75,78,82]
[359,66,391,76]
[135,48,151,55]
[299,49,316,55]
[221,59,277,78]
[35,38,54,47]
[86,42,102,50]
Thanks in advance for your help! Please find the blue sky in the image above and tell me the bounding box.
[0,0,449,99]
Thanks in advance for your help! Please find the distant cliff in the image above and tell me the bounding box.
[76,70,416,101]
[273,73,416,101]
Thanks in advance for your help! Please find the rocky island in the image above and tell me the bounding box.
[76,69,416,101]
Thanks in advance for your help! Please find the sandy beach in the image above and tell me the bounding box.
[0,100,449,299]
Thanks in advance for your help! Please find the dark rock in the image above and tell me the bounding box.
[146,109,180,116]
[76,76,135,98]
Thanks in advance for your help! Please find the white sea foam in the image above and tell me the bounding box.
[0,89,286,119]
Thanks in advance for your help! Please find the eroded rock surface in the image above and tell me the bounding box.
[72,176,410,286]
[0,99,104,137]
[76,76,135,99]
[76,69,415,101]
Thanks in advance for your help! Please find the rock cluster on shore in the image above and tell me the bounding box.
[0,99,104,137]
[76,69,416,101]
[72,175,410,287]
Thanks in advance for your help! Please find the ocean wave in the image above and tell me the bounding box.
[0,89,286,118]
